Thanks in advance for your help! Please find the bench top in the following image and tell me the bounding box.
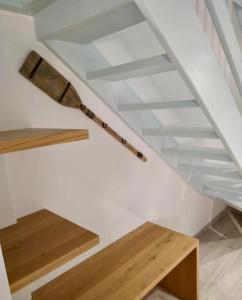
[32,222,198,300]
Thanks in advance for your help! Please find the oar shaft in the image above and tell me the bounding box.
[80,104,147,162]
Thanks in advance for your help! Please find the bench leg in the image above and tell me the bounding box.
[158,247,199,300]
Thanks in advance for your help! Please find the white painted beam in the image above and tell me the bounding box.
[179,162,241,179]
[203,170,241,179]
[226,0,242,46]
[41,2,145,43]
[179,162,234,172]
[203,187,242,208]
[162,146,232,162]
[179,161,235,169]
[203,186,242,199]
[24,0,56,14]
[195,173,242,187]
[86,54,175,81]
[206,0,242,113]
[204,179,242,190]
[0,2,28,14]
[201,169,240,179]
[204,185,242,196]
[35,0,144,41]
[232,182,242,187]
[118,100,198,111]
[203,188,222,198]
[142,127,217,139]
[135,0,242,173]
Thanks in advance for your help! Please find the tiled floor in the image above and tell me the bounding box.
[145,288,178,300]
[146,209,242,300]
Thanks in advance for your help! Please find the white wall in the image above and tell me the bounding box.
[0,9,225,300]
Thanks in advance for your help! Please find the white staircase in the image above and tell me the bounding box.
[2,0,242,209]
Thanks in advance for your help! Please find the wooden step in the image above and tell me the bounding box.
[0,210,99,293]
[0,128,89,154]
[32,222,199,300]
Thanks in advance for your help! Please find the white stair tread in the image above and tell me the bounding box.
[118,100,198,111]
[142,127,217,138]
[86,54,175,81]
[162,145,231,161]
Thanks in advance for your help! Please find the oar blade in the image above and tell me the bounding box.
[20,51,81,109]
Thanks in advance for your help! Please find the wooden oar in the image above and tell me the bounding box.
[20,51,147,162]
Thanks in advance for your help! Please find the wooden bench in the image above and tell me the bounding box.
[32,222,199,300]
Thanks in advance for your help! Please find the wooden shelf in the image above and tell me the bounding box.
[0,210,99,293]
[32,222,199,300]
[0,128,89,154]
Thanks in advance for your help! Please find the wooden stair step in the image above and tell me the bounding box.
[0,209,99,293]
[0,128,89,154]
[32,222,199,300]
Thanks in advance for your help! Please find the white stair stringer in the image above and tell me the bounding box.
[203,187,242,210]
[31,0,242,210]
[206,0,242,114]
[135,0,242,170]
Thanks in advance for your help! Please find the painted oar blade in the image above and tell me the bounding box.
[19,51,40,78]
[20,51,81,109]
[61,84,81,109]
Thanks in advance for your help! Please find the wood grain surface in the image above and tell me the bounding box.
[32,222,198,300]
[0,128,89,154]
[0,210,99,292]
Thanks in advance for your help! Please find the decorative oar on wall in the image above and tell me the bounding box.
[20,51,147,162]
